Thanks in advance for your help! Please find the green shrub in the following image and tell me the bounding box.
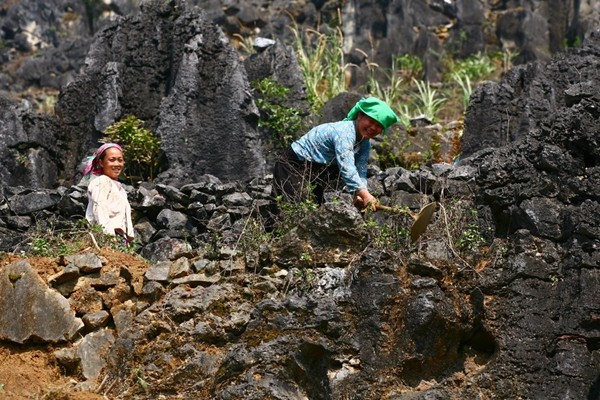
[444,52,496,82]
[104,115,162,182]
[252,78,304,150]
[373,131,416,170]
[20,218,141,257]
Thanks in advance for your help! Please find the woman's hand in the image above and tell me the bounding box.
[114,228,133,243]
[353,189,378,211]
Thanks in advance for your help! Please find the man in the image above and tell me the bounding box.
[272,96,399,211]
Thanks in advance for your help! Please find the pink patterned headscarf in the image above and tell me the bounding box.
[83,143,123,176]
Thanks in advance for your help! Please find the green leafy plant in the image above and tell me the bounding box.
[445,52,496,82]
[563,35,582,49]
[252,77,304,150]
[456,221,484,252]
[373,131,415,170]
[452,72,472,111]
[30,237,50,256]
[363,212,410,250]
[18,218,141,257]
[135,367,149,391]
[396,54,424,80]
[104,115,163,182]
[286,267,316,294]
[447,207,485,254]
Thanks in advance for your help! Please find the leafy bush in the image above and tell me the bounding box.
[252,78,305,150]
[104,115,163,182]
[274,195,318,238]
[444,52,496,82]
[373,131,418,170]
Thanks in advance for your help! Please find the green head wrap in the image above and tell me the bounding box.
[344,96,400,131]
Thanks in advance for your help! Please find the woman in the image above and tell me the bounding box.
[272,96,400,211]
[83,143,135,242]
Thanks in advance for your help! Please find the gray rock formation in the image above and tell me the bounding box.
[2,0,600,188]
[0,96,63,188]
[55,0,266,187]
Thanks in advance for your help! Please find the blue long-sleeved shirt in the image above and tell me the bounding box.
[290,120,369,193]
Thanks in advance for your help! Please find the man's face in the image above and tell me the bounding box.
[101,147,124,180]
[356,113,384,139]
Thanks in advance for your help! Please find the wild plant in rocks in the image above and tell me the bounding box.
[252,77,305,150]
[15,217,141,257]
[103,115,163,183]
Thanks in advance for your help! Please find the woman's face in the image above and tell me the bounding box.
[356,113,384,140]
[100,147,124,180]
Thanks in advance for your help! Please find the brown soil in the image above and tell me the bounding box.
[0,248,150,399]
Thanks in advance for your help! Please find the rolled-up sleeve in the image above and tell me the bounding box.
[334,134,366,192]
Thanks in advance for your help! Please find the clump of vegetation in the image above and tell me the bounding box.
[284,17,519,168]
[274,194,318,238]
[363,211,411,251]
[252,77,305,150]
[16,218,141,258]
[455,209,485,253]
[104,115,163,182]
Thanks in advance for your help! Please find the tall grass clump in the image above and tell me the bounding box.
[412,79,446,122]
[291,23,353,111]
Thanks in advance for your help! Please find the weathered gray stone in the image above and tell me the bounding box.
[145,261,171,282]
[77,329,115,382]
[272,201,369,267]
[64,253,104,274]
[82,310,110,330]
[140,237,192,262]
[172,273,221,287]
[407,259,445,279]
[0,260,83,343]
[169,257,192,279]
[8,190,60,215]
[48,264,80,286]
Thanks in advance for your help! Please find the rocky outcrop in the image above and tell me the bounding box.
[0,96,62,188]
[0,160,488,397]
[1,3,600,399]
[456,29,600,399]
[462,29,600,159]
[2,0,597,95]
